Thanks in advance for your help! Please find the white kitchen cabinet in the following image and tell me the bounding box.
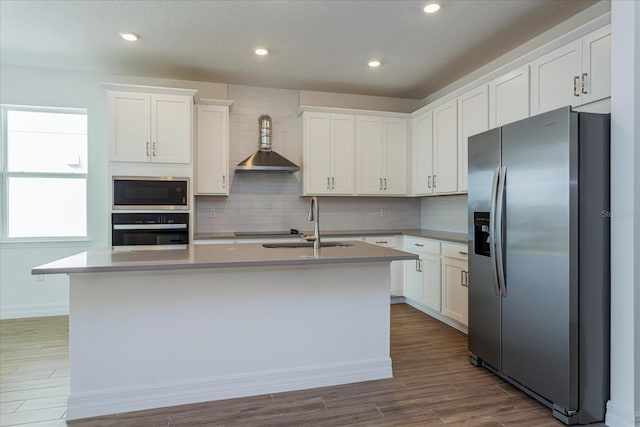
[108,90,193,164]
[457,85,489,193]
[530,25,611,115]
[441,243,469,327]
[356,116,408,195]
[432,99,458,194]
[402,236,441,312]
[302,112,354,195]
[412,110,434,196]
[364,236,404,296]
[195,103,230,195]
[489,65,530,128]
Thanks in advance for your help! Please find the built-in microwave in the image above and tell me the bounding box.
[113,177,189,210]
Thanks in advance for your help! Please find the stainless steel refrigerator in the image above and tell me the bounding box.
[467,106,609,425]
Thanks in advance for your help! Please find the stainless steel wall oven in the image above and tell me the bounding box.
[112,213,189,246]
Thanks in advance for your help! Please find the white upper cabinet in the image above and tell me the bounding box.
[412,110,434,196]
[195,104,229,195]
[457,85,489,192]
[530,25,611,115]
[356,115,407,195]
[108,90,193,164]
[489,65,530,128]
[302,112,354,195]
[432,99,458,194]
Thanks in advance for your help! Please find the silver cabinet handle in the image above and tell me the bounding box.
[427,175,432,189]
[461,270,469,287]
[327,177,330,190]
[581,72,588,94]
[222,174,226,188]
[152,142,157,157]
[146,141,150,157]
[458,251,468,255]
[379,178,383,190]
[414,243,424,247]
[383,178,387,190]
[375,241,388,244]
[331,177,335,190]
[415,259,420,272]
[433,175,437,188]
[573,76,580,97]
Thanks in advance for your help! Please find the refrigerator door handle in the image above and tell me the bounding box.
[489,166,501,296]
[496,165,507,297]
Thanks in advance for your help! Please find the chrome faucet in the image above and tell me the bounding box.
[305,196,320,250]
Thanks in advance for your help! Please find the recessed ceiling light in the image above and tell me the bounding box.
[423,2,441,14]
[119,32,140,42]
[368,60,381,68]
[255,48,269,56]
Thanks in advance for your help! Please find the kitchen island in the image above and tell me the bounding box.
[32,242,417,420]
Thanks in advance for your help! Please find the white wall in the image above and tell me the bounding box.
[606,1,640,425]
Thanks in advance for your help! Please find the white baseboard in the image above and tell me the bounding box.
[605,400,640,427]
[0,303,68,319]
[404,298,468,334]
[67,357,392,420]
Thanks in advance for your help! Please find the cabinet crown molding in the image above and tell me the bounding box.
[102,83,197,97]
[297,105,410,119]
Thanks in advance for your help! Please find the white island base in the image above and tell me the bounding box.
[66,262,391,420]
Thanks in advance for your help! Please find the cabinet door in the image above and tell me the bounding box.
[433,100,458,194]
[383,118,408,194]
[413,111,434,195]
[195,105,228,195]
[404,258,424,302]
[151,94,192,164]
[356,116,383,194]
[365,236,402,295]
[422,254,442,312]
[530,39,582,115]
[457,86,488,192]
[442,257,469,326]
[489,65,530,128]
[109,91,151,162]
[331,114,355,194]
[581,25,611,105]
[303,113,333,195]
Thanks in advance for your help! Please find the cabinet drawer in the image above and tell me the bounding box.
[403,236,440,255]
[364,235,398,248]
[442,243,468,260]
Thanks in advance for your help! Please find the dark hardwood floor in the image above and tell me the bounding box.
[1,304,574,426]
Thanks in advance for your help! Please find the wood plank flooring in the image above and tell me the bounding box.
[0,304,585,426]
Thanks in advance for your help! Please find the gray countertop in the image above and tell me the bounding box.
[195,229,467,244]
[32,241,418,275]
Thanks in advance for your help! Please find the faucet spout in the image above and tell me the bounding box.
[306,196,320,250]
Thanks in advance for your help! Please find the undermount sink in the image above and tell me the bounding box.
[262,242,354,249]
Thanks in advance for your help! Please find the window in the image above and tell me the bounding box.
[1,106,88,240]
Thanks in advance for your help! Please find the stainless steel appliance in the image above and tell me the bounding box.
[112,213,189,246]
[467,106,610,425]
[235,114,299,173]
[113,177,188,209]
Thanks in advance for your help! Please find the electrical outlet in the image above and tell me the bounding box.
[209,209,216,218]
[379,208,387,217]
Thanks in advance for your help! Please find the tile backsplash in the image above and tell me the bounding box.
[195,85,421,234]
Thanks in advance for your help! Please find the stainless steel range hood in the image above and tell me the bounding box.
[236,114,299,173]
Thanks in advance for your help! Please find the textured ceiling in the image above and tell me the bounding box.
[0,0,601,99]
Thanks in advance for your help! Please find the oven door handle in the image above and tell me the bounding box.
[113,224,188,230]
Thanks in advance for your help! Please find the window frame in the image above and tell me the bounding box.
[1,104,89,243]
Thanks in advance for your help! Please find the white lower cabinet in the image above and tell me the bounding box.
[364,236,404,296]
[402,236,441,311]
[441,243,469,327]
[402,236,468,332]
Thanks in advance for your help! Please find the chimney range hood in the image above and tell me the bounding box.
[236,114,299,173]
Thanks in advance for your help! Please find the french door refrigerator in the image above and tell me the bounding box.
[467,106,610,425]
